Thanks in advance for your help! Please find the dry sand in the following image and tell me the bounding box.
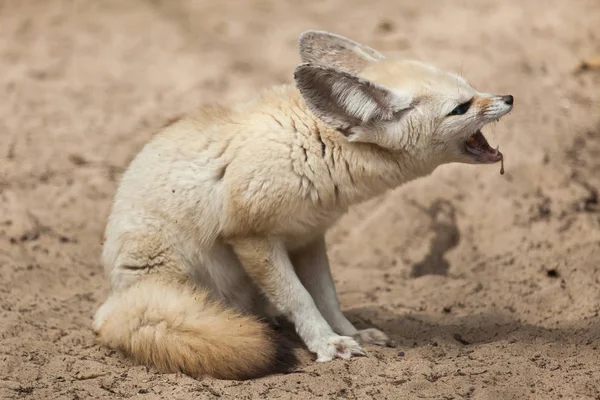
[1,0,600,399]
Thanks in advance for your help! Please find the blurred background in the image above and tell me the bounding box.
[0,0,599,398]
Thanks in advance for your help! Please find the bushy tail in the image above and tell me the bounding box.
[93,276,295,380]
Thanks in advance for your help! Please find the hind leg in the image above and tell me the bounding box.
[188,243,265,316]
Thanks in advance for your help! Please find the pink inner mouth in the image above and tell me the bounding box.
[465,130,503,164]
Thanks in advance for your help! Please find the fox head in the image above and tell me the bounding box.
[294,30,513,169]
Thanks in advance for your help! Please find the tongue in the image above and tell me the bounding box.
[466,131,503,163]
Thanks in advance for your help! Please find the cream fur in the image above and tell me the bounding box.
[93,276,283,380]
[93,30,513,380]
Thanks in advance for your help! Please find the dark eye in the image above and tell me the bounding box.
[448,100,472,116]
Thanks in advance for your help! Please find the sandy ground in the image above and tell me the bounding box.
[1,0,600,399]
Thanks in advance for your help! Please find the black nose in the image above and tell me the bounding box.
[501,95,514,106]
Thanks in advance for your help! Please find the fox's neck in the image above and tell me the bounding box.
[331,138,436,205]
[276,85,437,207]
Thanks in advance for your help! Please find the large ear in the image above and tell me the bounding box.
[298,30,385,74]
[294,63,412,134]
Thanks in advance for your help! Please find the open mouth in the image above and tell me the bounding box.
[465,130,503,164]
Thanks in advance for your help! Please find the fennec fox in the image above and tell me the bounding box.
[93,30,513,380]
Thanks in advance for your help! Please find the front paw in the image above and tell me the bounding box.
[353,328,396,348]
[310,335,367,362]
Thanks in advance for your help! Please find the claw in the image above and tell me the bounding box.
[336,350,352,359]
[352,347,367,357]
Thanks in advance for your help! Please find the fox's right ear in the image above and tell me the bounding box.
[294,63,412,136]
[298,30,385,74]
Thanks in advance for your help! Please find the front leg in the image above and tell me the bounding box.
[291,236,394,348]
[230,236,366,362]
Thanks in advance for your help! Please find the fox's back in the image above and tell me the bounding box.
[101,85,316,269]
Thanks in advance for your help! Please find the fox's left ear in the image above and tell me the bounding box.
[294,63,412,140]
[298,30,385,74]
